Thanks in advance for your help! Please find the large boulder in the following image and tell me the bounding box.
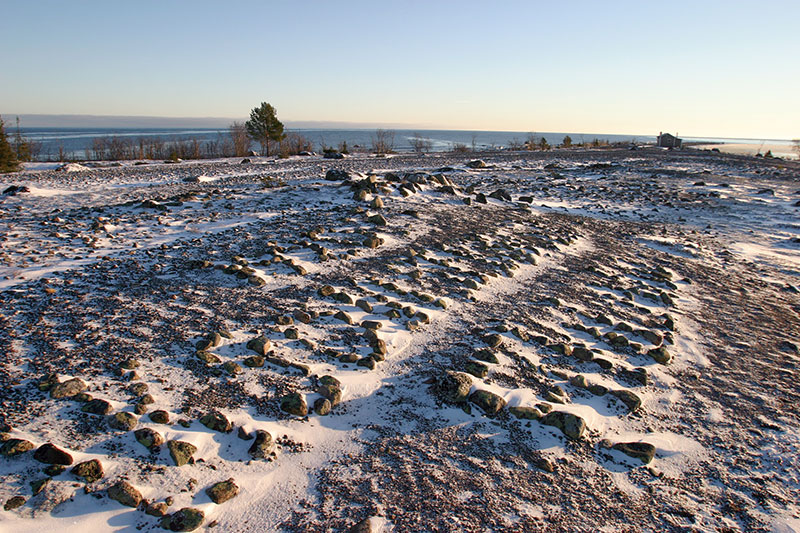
[612,442,657,464]
[325,169,349,180]
[160,507,205,531]
[434,371,472,404]
[50,378,87,399]
[108,412,138,431]
[205,478,239,504]
[199,411,232,433]
[167,440,197,466]
[0,438,34,457]
[71,459,104,483]
[469,390,506,415]
[540,411,586,440]
[33,443,73,465]
[280,393,308,417]
[247,430,275,459]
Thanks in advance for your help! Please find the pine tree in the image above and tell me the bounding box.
[245,102,285,156]
[0,118,21,173]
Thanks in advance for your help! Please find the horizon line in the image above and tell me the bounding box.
[1,113,793,142]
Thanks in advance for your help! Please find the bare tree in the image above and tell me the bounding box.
[409,132,432,154]
[372,129,395,155]
[229,121,251,157]
[793,139,800,160]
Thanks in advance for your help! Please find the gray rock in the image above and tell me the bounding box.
[50,378,87,399]
[508,406,543,420]
[648,345,671,365]
[469,390,506,415]
[71,459,103,483]
[33,443,73,465]
[435,371,472,403]
[248,430,275,459]
[464,361,488,378]
[108,412,138,431]
[205,478,238,504]
[167,440,197,466]
[540,411,586,440]
[280,393,308,416]
[466,159,487,169]
[246,335,270,356]
[1,438,34,457]
[474,348,499,364]
[160,507,204,531]
[200,411,232,433]
[134,428,164,449]
[81,398,112,415]
[149,410,170,424]
[317,384,342,406]
[612,441,656,464]
[610,389,642,412]
[314,397,332,415]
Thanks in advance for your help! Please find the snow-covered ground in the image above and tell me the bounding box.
[1,148,799,532]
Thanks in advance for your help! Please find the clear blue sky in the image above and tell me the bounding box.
[1,0,798,138]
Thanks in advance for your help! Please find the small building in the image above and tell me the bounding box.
[657,132,682,148]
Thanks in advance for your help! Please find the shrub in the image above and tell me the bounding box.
[0,117,21,172]
[371,129,395,155]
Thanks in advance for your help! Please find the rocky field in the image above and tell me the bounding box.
[0,148,799,532]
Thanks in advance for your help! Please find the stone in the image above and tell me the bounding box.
[167,440,197,466]
[334,311,353,325]
[612,442,656,464]
[50,378,87,399]
[108,412,138,431]
[81,398,113,415]
[483,333,503,348]
[317,384,342,406]
[4,496,25,511]
[648,345,671,365]
[572,346,594,362]
[283,327,300,340]
[37,373,59,391]
[222,361,242,375]
[435,371,472,403]
[464,361,488,378]
[610,389,642,412]
[508,406,543,420]
[280,393,308,416]
[195,351,220,364]
[357,357,376,369]
[206,478,239,504]
[325,169,349,181]
[569,374,589,388]
[33,443,73,465]
[160,507,205,531]
[474,348,499,364]
[128,382,149,396]
[469,390,507,415]
[134,428,165,449]
[318,285,336,297]
[367,214,387,226]
[200,411,232,433]
[355,299,373,312]
[44,464,65,476]
[246,335,270,356]
[293,310,312,324]
[1,438,34,457]
[361,320,382,330]
[149,410,170,424]
[314,397,332,415]
[248,430,275,459]
[319,375,342,388]
[147,502,169,517]
[71,459,104,483]
[243,356,265,368]
[364,235,383,248]
[466,159,487,169]
[540,411,586,440]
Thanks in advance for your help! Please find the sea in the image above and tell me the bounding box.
[12,127,794,161]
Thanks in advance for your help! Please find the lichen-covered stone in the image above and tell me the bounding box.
[167,440,197,466]
[540,411,586,440]
[247,430,274,459]
[50,378,87,399]
[160,507,204,531]
[280,393,308,417]
[108,412,138,431]
[612,441,657,464]
[469,390,507,415]
[71,459,104,483]
[205,478,238,504]
[0,438,34,457]
[200,411,232,433]
[134,428,165,449]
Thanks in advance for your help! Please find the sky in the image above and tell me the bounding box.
[1,0,799,139]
